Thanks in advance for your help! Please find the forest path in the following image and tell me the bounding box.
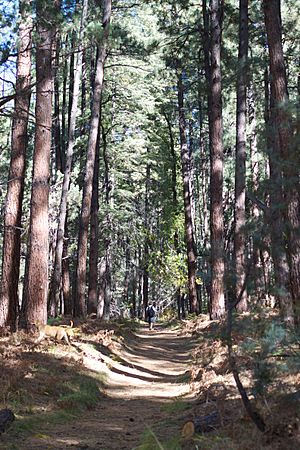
[67,323,196,449]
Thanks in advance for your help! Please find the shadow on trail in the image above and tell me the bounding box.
[0,322,199,449]
[83,323,194,385]
[102,358,191,384]
[119,324,196,364]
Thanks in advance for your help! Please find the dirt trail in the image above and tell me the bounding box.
[3,324,196,450]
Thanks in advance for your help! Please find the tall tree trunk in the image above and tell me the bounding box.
[177,70,198,313]
[265,70,294,324]
[103,244,112,320]
[209,0,225,319]
[131,253,138,317]
[197,85,209,249]
[53,34,63,174]
[49,0,88,316]
[99,125,112,320]
[62,224,72,315]
[61,35,68,160]
[74,1,111,317]
[142,163,150,315]
[248,84,264,301]
[163,110,182,315]
[87,126,100,314]
[268,123,294,324]
[137,247,143,318]
[264,0,300,321]
[68,31,75,134]
[202,0,213,312]
[188,120,197,246]
[22,0,56,328]
[234,0,248,312]
[0,0,32,330]
[97,257,106,319]
[123,239,130,306]
[81,48,87,119]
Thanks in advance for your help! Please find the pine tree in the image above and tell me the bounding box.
[209,0,225,319]
[49,0,88,317]
[264,0,300,323]
[22,0,58,327]
[234,0,248,312]
[74,0,112,317]
[0,0,32,330]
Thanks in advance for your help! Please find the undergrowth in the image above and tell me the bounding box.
[3,370,103,438]
[136,428,239,450]
[161,398,191,414]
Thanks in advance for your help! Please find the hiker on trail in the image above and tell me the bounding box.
[145,302,157,330]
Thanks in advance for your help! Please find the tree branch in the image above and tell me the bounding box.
[226,274,266,432]
[246,190,268,213]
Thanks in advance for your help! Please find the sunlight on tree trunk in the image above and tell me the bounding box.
[234,0,248,313]
[177,69,198,313]
[209,0,225,319]
[74,0,111,317]
[22,0,57,327]
[49,0,88,317]
[0,0,32,330]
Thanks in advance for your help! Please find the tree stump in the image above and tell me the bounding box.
[0,409,15,433]
[182,411,220,438]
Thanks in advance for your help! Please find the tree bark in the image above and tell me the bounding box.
[163,109,183,316]
[131,253,138,317]
[97,257,106,319]
[103,245,112,320]
[0,0,32,330]
[234,0,248,313]
[265,70,295,324]
[123,239,130,306]
[264,0,300,322]
[87,125,101,314]
[74,1,111,317]
[53,33,63,174]
[248,84,264,301]
[209,0,225,319]
[62,226,72,315]
[68,31,75,135]
[61,35,68,160]
[143,163,150,315]
[177,70,198,313]
[22,0,56,328]
[49,0,88,316]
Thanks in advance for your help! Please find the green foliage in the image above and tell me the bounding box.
[0,0,298,327]
[159,308,179,324]
[161,398,190,414]
[136,427,180,450]
[11,410,73,435]
[57,374,101,411]
[136,425,235,450]
[192,434,235,450]
[148,247,187,289]
[240,317,300,397]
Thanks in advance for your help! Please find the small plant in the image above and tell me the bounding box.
[135,428,166,450]
[240,319,300,398]
[57,374,101,411]
[162,398,190,414]
[11,410,73,435]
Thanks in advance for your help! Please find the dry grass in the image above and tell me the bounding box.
[0,319,114,439]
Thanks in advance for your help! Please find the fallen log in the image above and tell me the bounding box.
[182,411,220,438]
[0,409,15,433]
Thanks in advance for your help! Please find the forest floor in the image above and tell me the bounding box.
[0,313,299,449]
